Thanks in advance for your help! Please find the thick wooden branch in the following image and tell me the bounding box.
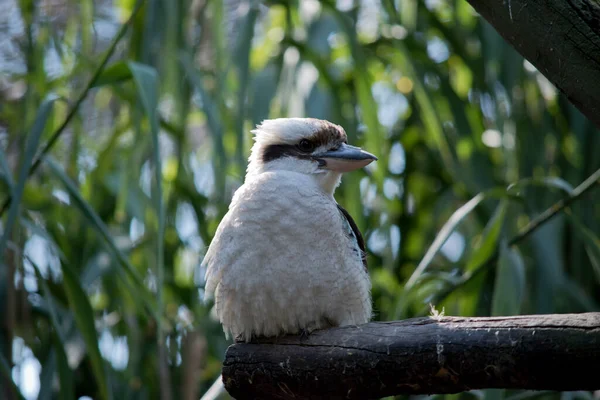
[222,313,600,400]
[465,0,600,128]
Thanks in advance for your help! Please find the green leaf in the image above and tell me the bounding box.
[45,158,157,315]
[91,62,133,88]
[57,336,76,400]
[61,262,109,400]
[508,176,575,196]
[128,62,159,127]
[38,350,55,400]
[327,6,386,182]
[466,200,508,272]
[7,0,146,196]
[504,391,556,400]
[0,144,13,190]
[179,51,227,199]
[483,389,506,400]
[0,352,25,400]
[250,64,281,126]
[491,241,525,316]
[32,260,75,400]
[405,188,511,288]
[52,326,76,400]
[128,61,166,342]
[529,218,564,313]
[233,3,258,170]
[0,345,26,400]
[398,51,455,171]
[565,211,600,283]
[561,277,599,312]
[38,339,75,400]
[0,96,57,258]
[180,52,223,138]
[406,174,583,290]
[31,260,66,341]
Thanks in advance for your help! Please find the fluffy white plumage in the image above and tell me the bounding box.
[203,118,375,341]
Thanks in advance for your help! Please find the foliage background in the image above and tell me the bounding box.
[1,0,599,399]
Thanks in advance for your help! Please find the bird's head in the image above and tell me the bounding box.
[247,118,377,195]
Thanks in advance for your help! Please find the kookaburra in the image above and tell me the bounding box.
[203,118,377,341]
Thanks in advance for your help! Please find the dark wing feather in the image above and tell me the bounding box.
[336,204,368,271]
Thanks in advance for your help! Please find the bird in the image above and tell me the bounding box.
[203,118,377,342]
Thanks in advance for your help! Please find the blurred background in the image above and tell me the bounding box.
[1,0,599,399]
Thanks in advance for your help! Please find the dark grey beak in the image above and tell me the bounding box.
[314,143,378,172]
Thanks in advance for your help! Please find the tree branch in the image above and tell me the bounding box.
[465,0,600,128]
[222,313,600,400]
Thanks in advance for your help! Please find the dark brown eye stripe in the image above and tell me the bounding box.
[262,144,309,163]
[260,120,348,163]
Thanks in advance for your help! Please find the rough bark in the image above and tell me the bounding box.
[465,0,600,128]
[222,313,600,400]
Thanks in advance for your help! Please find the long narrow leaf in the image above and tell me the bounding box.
[375,3,455,172]
[38,350,56,400]
[91,62,133,88]
[566,211,600,283]
[178,52,224,142]
[127,62,166,363]
[0,97,57,257]
[406,190,502,288]
[32,263,75,400]
[0,0,146,218]
[31,260,67,341]
[234,4,258,171]
[61,262,109,400]
[127,64,163,287]
[465,200,508,272]
[53,333,75,400]
[507,176,575,195]
[407,173,590,289]
[0,350,26,400]
[179,51,227,199]
[45,158,157,316]
[431,168,600,307]
[0,144,14,190]
[491,241,525,315]
[327,5,386,183]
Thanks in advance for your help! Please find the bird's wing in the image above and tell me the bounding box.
[336,204,367,271]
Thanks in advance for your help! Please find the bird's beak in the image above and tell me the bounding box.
[314,143,378,173]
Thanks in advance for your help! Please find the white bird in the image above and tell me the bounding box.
[203,118,377,342]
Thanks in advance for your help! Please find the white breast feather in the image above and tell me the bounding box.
[203,170,371,341]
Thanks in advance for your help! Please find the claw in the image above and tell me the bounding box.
[299,328,311,340]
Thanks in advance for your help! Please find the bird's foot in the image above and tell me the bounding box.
[235,333,258,343]
[299,328,312,340]
[234,334,245,343]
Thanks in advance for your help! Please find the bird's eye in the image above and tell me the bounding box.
[297,139,315,152]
